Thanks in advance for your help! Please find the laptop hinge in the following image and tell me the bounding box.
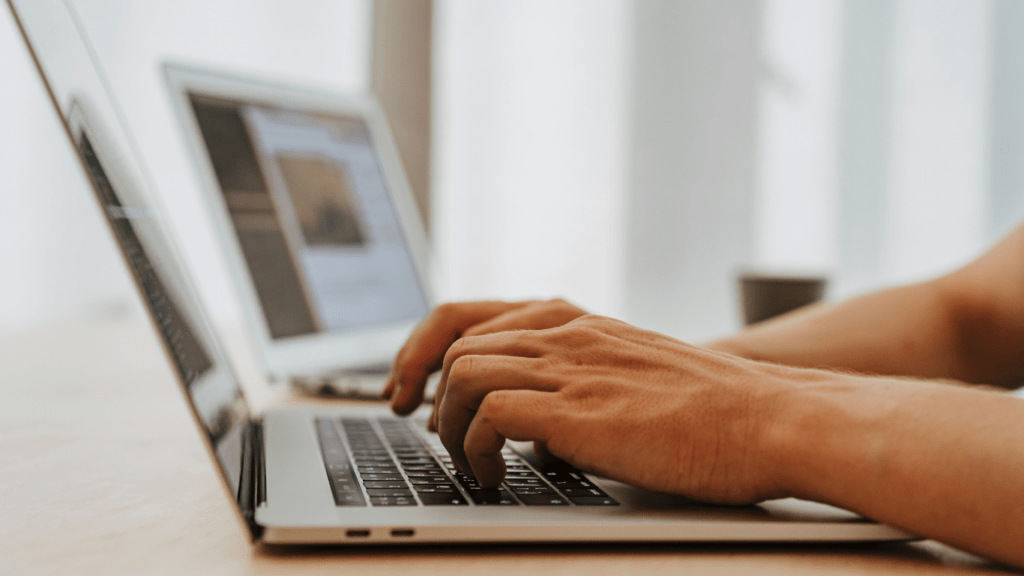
[238,418,266,541]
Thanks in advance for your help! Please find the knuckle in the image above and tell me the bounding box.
[573,313,603,326]
[445,337,471,364]
[552,317,600,341]
[547,297,571,311]
[434,301,460,317]
[477,390,509,421]
[448,354,475,382]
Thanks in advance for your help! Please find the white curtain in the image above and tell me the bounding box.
[6,0,1024,345]
[437,0,1024,340]
[432,0,630,318]
[758,0,1020,303]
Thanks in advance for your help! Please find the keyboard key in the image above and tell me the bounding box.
[370,497,417,506]
[358,466,400,474]
[468,489,518,505]
[517,494,569,506]
[363,482,409,489]
[510,486,556,495]
[560,487,609,498]
[405,471,448,478]
[414,485,455,492]
[401,464,444,471]
[503,478,544,486]
[354,458,394,465]
[366,489,414,498]
[569,496,619,506]
[409,477,455,485]
[332,479,359,491]
[316,418,365,507]
[334,493,366,506]
[551,480,595,490]
[417,492,468,505]
[359,474,404,482]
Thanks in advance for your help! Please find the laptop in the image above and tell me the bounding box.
[162,63,433,398]
[8,0,915,545]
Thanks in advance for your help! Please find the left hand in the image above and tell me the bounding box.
[433,314,807,504]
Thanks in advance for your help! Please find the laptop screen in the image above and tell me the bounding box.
[8,0,257,535]
[82,134,215,383]
[187,93,429,340]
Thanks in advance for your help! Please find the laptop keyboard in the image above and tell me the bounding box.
[315,417,618,507]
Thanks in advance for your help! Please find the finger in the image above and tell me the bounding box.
[381,378,396,400]
[431,331,548,433]
[388,301,532,414]
[425,301,582,426]
[533,441,556,463]
[462,299,586,338]
[436,354,552,473]
[464,389,557,487]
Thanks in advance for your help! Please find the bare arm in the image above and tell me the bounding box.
[384,224,1024,567]
[773,374,1024,568]
[422,317,1024,568]
[708,223,1024,388]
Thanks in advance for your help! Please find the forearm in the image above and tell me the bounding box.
[707,280,969,379]
[710,224,1024,387]
[768,374,1024,567]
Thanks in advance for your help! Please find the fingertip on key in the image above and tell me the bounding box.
[475,464,507,489]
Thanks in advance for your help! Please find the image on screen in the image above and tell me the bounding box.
[187,94,429,340]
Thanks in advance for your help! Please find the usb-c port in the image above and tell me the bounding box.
[346,529,370,538]
[391,529,415,537]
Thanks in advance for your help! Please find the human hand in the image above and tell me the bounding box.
[432,314,803,505]
[384,299,588,417]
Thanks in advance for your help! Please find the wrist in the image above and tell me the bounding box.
[759,369,871,503]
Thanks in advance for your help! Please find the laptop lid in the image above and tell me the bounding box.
[7,0,263,541]
[163,63,433,383]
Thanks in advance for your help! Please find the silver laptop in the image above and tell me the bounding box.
[9,0,915,545]
[162,63,433,398]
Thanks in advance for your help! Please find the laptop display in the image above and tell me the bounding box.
[74,108,254,516]
[165,64,434,387]
[186,94,429,339]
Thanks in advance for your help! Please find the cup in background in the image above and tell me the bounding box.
[739,272,827,326]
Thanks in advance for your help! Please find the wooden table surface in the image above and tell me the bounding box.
[0,316,1017,575]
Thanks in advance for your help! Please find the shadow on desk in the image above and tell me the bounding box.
[256,540,1019,575]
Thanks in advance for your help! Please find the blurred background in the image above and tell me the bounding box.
[3,0,1023,343]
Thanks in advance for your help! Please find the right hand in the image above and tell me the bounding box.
[383,299,588,420]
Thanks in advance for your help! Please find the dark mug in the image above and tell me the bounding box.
[739,272,827,326]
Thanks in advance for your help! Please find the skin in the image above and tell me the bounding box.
[383,223,1024,568]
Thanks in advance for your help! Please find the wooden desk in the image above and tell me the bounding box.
[0,317,1014,575]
